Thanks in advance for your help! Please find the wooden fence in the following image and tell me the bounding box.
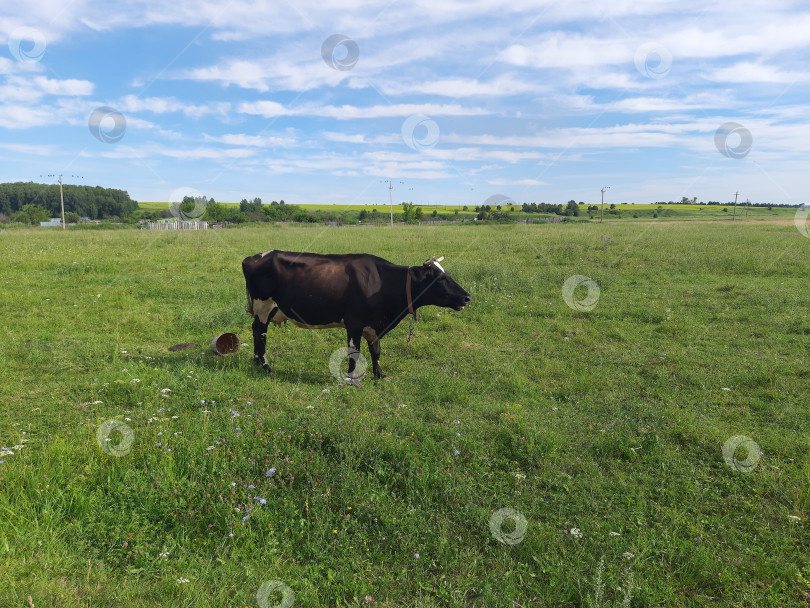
[147,221,208,230]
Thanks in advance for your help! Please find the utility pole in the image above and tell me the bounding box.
[59,175,65,230]
[600,186,610,223]
[745,198,749,219]
[388,181,394,227]
[732,191,738,221]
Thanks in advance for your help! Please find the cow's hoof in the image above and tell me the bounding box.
[253,357,271,373]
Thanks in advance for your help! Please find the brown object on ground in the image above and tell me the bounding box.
[211,333,240,355]
[168,342,196,351]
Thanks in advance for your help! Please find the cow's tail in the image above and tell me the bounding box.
[245,286,254,316]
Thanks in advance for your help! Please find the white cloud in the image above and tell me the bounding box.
[204,133,298,147]
[707,61,809,84]
[488,178,548,186]
[238,101,489,119]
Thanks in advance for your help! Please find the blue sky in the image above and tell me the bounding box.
[1,1,808,206]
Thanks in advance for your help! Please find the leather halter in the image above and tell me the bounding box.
[406,267,416,319]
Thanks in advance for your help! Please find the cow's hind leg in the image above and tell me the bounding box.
[344,328,365,385]
[365,335,384,379]
[252,316,271,372]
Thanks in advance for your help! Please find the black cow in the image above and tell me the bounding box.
[242,250,471,381]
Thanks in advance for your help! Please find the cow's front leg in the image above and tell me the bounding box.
[252,316,271,372]
[345,329,364,385]
[366,335,384,379]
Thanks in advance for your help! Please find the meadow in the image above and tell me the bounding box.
[0,218,808,607]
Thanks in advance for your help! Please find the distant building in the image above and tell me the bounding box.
[40,218,62,227]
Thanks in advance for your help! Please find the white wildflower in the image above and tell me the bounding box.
[570,528,583,538]
[622,552,635,559]
[161,388,171,393]
[176,578,189,584]
[130,378,140,383]
[609,531,621,536]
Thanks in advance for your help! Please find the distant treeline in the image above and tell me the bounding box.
[655,198,794,208]
[0,182,138,220]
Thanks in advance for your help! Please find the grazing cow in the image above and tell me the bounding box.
[242,250,471,381]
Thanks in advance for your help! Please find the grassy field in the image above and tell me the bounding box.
[1,219,808,607]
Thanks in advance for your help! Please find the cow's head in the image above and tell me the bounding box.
[414,256,471,311]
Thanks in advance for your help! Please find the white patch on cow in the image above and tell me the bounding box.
[251,297,279,325]
[433,261,445,273]
[259,250,274,258]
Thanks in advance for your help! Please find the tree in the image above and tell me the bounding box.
[12,204,49,224]
[401,202,416,223]
[564,200,580,216]
[462,205,468,211]
[415,207,424,221]
[358,210,368,221]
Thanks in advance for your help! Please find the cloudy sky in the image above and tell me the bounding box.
[1,0,808,206]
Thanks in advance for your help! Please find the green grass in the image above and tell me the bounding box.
[0,220,808,607]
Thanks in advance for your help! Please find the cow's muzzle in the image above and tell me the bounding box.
[454,294,472,310]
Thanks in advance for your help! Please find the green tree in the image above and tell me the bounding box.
[401,202,416,223]
[13,204,50,224]
[415,207,424,222]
